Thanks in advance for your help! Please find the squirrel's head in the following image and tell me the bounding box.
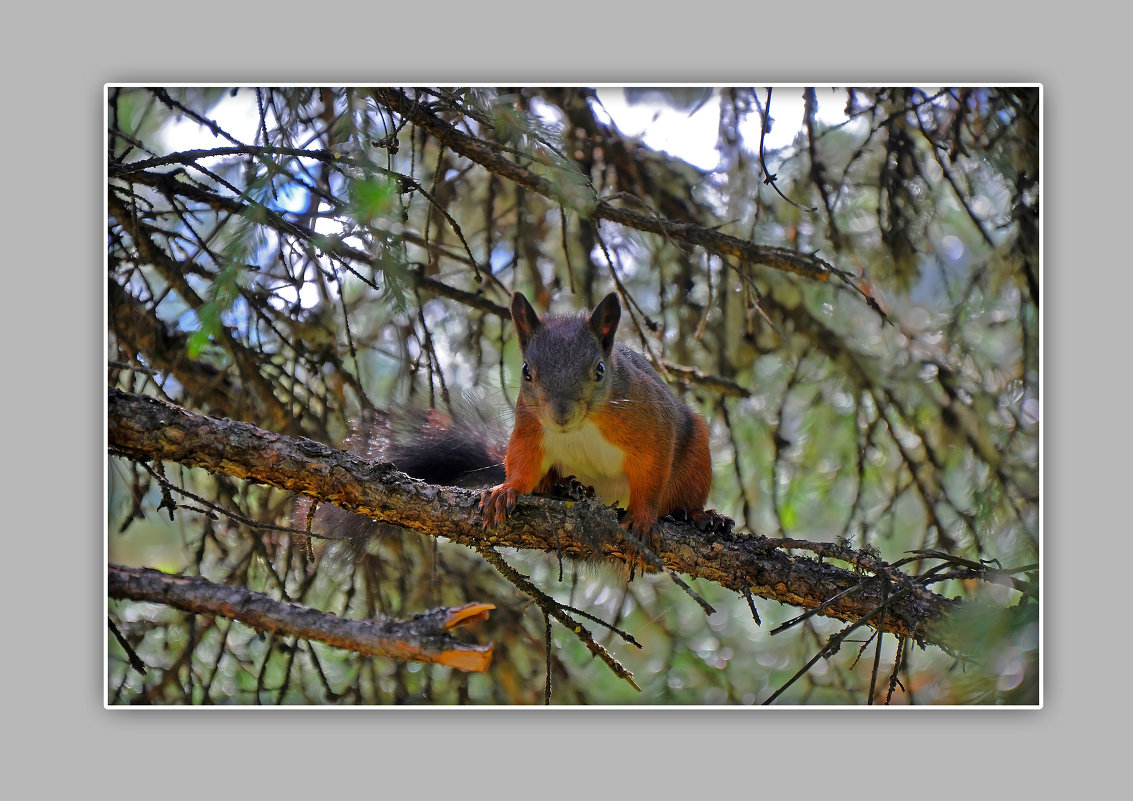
[510,292,620,431]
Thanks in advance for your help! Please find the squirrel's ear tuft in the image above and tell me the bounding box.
[511,292,541,348]
[589,292,621,352]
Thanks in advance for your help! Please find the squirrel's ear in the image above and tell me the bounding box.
[589,292,621,352]
[511,292,541,348]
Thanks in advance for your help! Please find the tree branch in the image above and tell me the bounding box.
[109,564,494,672]
[107,387,963,652]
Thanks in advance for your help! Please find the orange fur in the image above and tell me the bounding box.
[592,390,712,535]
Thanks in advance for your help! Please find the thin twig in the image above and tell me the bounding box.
[108,617,147,675]
[757,88,818,212]
[476,546,641,691]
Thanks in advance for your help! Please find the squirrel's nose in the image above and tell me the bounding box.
[549,399,574,427]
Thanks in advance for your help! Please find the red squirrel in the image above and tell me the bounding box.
[479,291,713,545]
[297,291,717,562]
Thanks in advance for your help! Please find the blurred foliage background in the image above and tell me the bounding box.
[107,86,1039,705]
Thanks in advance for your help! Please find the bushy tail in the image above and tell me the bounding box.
[292,401,508,560]
[378,403,508,489]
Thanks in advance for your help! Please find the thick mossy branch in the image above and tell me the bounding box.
[108,387,962,651]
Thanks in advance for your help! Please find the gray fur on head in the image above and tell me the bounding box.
[511,293,621,423]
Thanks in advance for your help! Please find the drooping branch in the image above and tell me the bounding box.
[108,388,967,652]
[108,278,245,416]
[108,191,292,432]
[109,564,495,672]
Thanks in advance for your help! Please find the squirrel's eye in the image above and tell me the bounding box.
[594,361,605,382]
[522,362,532,382]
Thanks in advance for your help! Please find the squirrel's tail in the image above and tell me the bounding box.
[293,400,508,558]
[377,402,508,489]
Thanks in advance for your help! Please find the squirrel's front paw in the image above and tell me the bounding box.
[547,475,595,502]
[480,485,519,527]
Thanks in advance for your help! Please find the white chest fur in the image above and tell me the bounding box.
[540,422,630,506]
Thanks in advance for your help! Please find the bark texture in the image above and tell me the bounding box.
[109,564,494,672]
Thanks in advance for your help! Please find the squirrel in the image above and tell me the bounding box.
[479,291,713,549]
[297,291,718,564]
